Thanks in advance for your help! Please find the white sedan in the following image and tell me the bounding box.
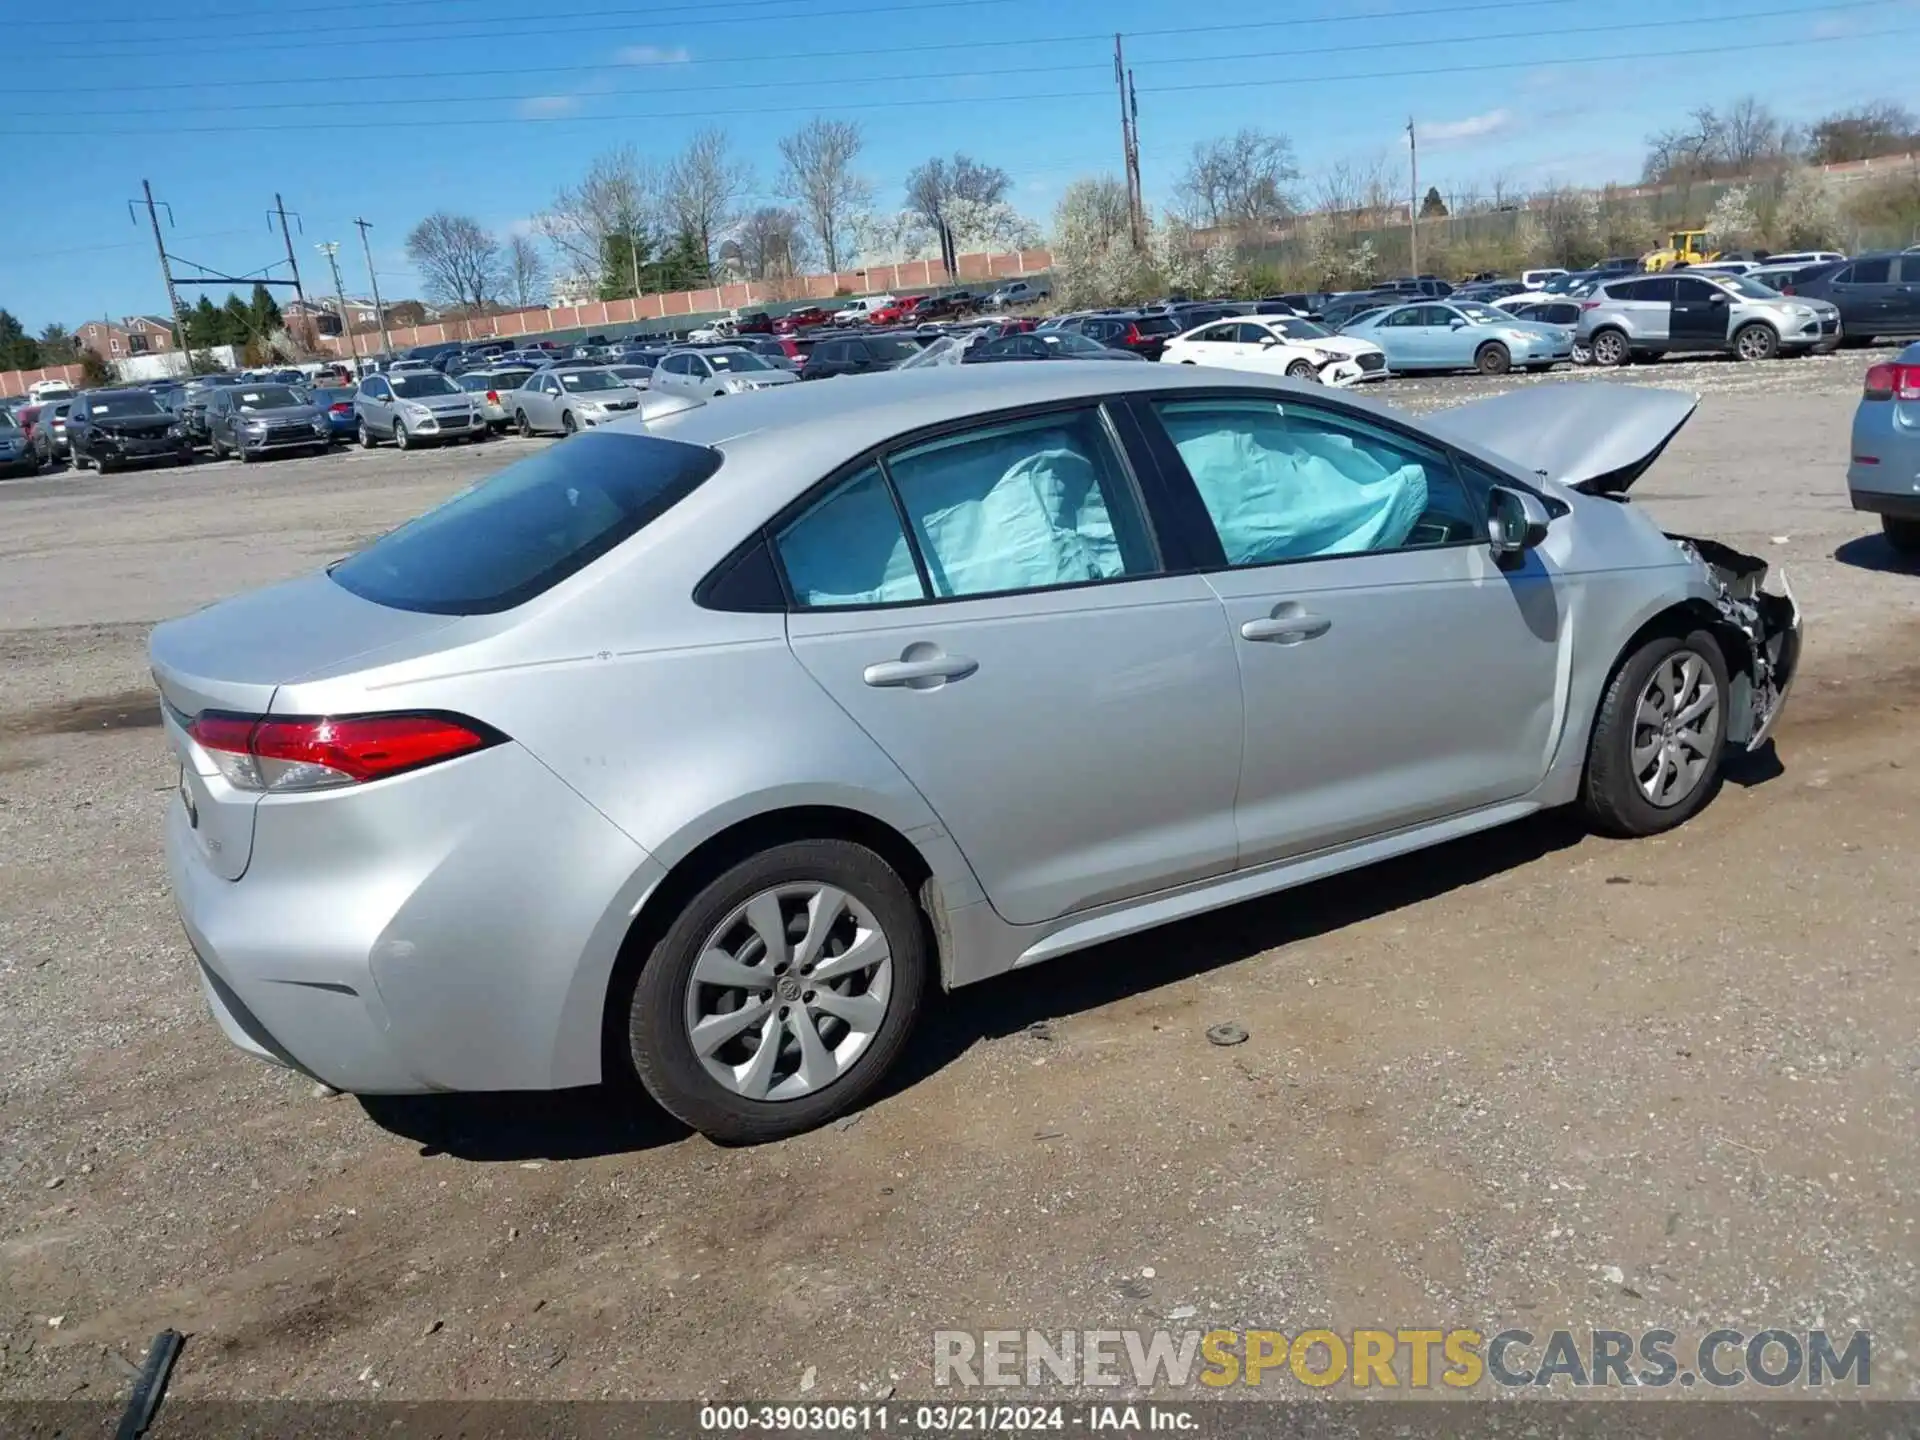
[1158,316,1388,386]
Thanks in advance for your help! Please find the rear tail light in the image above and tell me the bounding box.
[1580,300,1601,310]
[1780,284,1795,295]
[1124,323,1143,344]
[328,401,353,415]
[1863,362,1920,401]
[485,390,499,404]
[187,711,500,792]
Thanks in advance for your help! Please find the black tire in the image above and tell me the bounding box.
[1581,627,1730,838]
[95,454,114,475]
[516,410,534,438]
[210,434,228,460]
[1285,359,1319,381]
[561,411,577,435]
[1883,515,1920,554]
[71,450,91,471]
[1589,329,1630,367]
[1475,341,1512,376]
[358,418,377,449]
[627,838,929,1144]
[1732,322,1779,362]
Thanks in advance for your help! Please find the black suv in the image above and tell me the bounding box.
[67,388,193,473]
[799,332,924,379]
[1784,252,1920,343]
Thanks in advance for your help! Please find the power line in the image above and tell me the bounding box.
[18,24,1911,137]
[48,0,1025,57]
[18,0,1570,76]
[46,0,1872,120]
[16,0,886,29]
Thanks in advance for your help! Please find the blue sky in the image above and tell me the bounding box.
[3,0,1914,331]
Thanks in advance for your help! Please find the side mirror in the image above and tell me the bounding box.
[1259,335,1281,348]
[1450,317,1468,329]
[1488,486,1552,563]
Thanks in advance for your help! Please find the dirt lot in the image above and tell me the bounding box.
[3,353,1919,1406]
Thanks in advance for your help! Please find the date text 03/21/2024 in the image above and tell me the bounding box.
[698,1404,1195,1433]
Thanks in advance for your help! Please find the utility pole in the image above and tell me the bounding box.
[1407,116,1420,277]
[268,194,309,316]
[353,218,393,361]
[130,181,186,357]
[1114,34,1145,250]
[316,242,363,372]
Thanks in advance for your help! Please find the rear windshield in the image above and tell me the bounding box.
[392,373,460,399]
[1133,314,1179,335]
[329,431,722,615]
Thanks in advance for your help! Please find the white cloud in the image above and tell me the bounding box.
[613,44,692,65]
[1419,109,1514,145]
[517,95,581,118]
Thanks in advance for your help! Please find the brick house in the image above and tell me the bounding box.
[76,316,178,359]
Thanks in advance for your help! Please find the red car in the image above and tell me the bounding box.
[870,295,927,325]
[773,306,834,334]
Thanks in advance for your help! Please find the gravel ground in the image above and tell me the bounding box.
[3,353,1919,1407]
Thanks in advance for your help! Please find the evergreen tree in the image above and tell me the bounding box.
[0,309,42,370]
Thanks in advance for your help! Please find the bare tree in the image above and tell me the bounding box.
[777,117,869,271]
[668,127,754,282]
[1644,97,1796,183]
[1175,129,1299,230]
[1808,101,1920,165]
[536,146,663,298]
[505,234,549,308]
[905,153,1012,248]
[404,213,502,312]
[734,206,807,279]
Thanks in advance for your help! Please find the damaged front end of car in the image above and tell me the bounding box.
[1666,533,1802,750]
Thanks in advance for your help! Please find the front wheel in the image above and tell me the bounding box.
[358,418,377,449]
[394,420,410,450]
[516,410,534,438]
[561,412,577,435]
[1883,515,1920,554]
[626,839,929,1143]
[1475,341,1512,376]
[1285,359,1319,381]
[71,450,91,471]
[1732,322,1779,362]
[1582,628,1730,838]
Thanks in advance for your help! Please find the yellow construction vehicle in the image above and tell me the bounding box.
[1641,229,1719,272]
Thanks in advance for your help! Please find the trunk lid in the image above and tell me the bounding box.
[150,572,465,879]
[1421,382,1698,495]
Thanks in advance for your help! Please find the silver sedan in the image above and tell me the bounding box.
[510,366,643,436]
[649,346,800,399]
[152,367,1798,1142]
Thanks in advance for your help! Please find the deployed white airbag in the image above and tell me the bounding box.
[1162,408,1430,564]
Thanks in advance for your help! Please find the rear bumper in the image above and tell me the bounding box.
[166,742,656,1094]
[1850,489,1920,518]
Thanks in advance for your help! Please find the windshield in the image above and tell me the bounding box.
[558,369,625,392]
[707,351,774,373]
[330,432,723,615]
[391,373,460,399]
[85,392,166,418]
[233,386,303,409]
[1454,304,1513,325]
[1717,275,1782,299]
[1042,331,1107,354]
[1272,318,1332,341]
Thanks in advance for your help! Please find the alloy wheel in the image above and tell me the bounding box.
[1631,650,1720,808]
[682,883,894,1102]
[394,421,409,450]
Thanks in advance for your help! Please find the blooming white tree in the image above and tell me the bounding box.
[849,209,936,267]
[1705,185,1761,251]
[1772,169,1842,249]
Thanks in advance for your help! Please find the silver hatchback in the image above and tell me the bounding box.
[1578,271,1842,365]
[354,370,483,449]
[152,368,1799,1142]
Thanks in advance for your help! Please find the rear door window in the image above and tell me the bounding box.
[329,431,722,614]
[1846,258,1892,284]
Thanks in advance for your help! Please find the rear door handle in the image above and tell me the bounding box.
[1241,614,1332,644]
[862,654,978,687]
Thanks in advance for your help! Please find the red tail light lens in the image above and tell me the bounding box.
[1863,363,1920,401]
[328,401,353,415]
[1580,300,1602,310]
[485,390,499,404]
[187,711,499,792]
[1124,323,1143,344]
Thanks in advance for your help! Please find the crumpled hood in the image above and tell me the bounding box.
[1421,382,1697,495]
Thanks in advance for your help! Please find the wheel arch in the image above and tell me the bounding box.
[1576,594,1748,781]
[596,802,956,1088]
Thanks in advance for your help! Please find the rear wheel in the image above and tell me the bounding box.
[1285,359,1319,381]
[1475,341,1512,376]
[1732,322,1779,362]
[1882,515,1920,554]
[1589,329,1629,367]
[210,435,228,460]
[1582,628,1730,838]
[626,839,929,1143]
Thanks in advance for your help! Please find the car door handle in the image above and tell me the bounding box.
[1241,614,1332,644]
[862,654,978,687]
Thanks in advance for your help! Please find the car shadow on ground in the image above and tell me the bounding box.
[881,808,1592,1101]
[361,810,1591,1162]
[1834,532,1920,575]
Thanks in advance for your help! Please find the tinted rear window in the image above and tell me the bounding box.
[329,431,723,615]
[1134,315,1179,335]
